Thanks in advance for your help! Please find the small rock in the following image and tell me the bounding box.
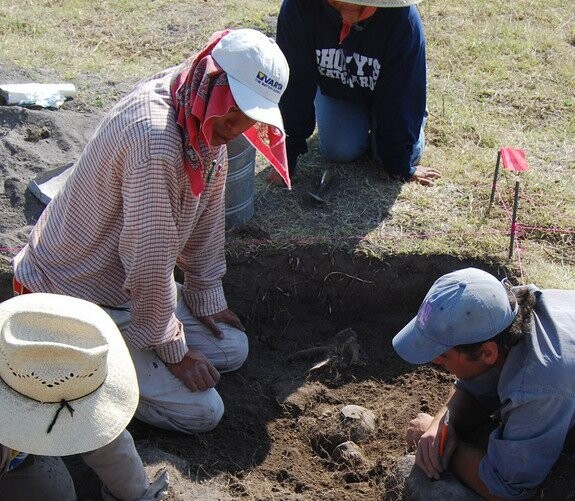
[392,454,483,501]
[340,405,376,442]
[332,441,366,466]
[24,126,50,142]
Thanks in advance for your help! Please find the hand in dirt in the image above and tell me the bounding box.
[407,412,434,447]
[198,308,245,340]
[166,348,220,392]
[266,168,286,187]
[415,413,457,480]
[408,165,442,186]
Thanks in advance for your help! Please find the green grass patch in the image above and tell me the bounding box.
[1,0,573,288]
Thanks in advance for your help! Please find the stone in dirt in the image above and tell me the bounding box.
[392,454,483,501]
[340,404,376,443]
[332,441,367,467]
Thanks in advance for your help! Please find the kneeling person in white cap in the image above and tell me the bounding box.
[13,29,290,434]
[392,268,575,500]
[0,293,168,500]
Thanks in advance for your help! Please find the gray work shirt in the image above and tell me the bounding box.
[456,286,575,499]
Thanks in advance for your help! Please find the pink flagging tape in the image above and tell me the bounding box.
[519,225,575,234]
[497,186,513,219]
[500,147,529,172]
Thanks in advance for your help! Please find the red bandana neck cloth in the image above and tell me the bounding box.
[339,7,377,44]
[243,123,291,189]
[171,30,291,195]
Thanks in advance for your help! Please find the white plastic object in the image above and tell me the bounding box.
[0,83,76,108]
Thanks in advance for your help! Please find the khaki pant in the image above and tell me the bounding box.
[0,455,75,501]
[82,429,149,500]
[103,284,249,434]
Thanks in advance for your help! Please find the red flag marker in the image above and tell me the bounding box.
[500,147,529,172]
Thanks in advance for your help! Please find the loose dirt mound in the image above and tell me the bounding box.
[1,103,573,500]
[0,102,104,290]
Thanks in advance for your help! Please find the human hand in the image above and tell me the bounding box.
[267,149,298,186]
[266,168,286,186]
[198,308,245,340]
[166,348,220,392]
[415,412,457,479]
[408,165,442,186]
[407,412,434,447]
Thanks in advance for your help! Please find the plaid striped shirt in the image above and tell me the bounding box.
[14,67,228,363]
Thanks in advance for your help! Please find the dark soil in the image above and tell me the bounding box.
[62,247,575,500]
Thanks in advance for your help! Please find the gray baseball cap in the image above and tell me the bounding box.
[392,268,518,364]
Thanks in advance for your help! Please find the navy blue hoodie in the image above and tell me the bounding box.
[277,0,427,180]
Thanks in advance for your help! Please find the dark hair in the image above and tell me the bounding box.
[453,284,537,360]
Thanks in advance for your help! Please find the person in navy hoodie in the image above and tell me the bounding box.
[274,0,441,186]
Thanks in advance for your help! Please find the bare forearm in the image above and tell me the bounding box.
[414,388,491,479]
[426,388,484,434]
[449,442,505,501]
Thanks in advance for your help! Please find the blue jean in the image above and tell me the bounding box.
[314,90,426,166]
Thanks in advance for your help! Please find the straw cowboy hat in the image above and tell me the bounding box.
[0,293,139,456]
[338,0,423,6]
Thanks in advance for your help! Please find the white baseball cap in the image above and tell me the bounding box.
[212,29,289,132]
[392,268,518,364]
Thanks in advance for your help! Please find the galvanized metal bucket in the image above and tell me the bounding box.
[225,135,256,229]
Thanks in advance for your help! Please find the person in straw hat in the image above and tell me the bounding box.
[13,28,290,434]
[392,268,575,500]
[0,293,169,500]
[271,0,441,187]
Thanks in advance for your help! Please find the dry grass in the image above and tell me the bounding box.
[0,0,279,105]
[250,0,575,288]
[1,0,573,287]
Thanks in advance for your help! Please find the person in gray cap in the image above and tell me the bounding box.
[392,267,575,500]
